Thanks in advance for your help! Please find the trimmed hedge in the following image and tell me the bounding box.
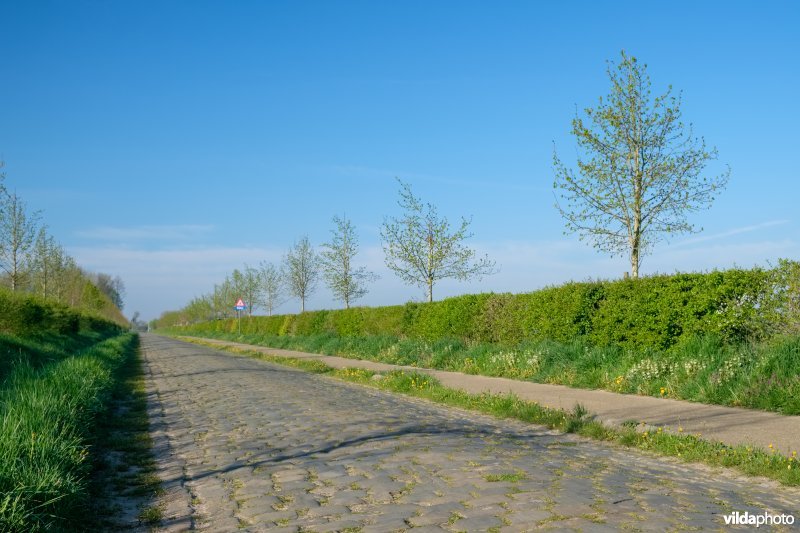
[179,263,799,350]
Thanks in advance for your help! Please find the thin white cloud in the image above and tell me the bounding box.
[666,220,790,248]
[75,224,215,241]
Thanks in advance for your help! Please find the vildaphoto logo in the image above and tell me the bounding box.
[722,511,795,528]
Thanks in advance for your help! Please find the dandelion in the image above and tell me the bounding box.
[659,387,666,396]
[678,426,683,433]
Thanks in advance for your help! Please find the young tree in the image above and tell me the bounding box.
[257,261,286,316]
[381,179,496,302]
[30,228,64,298]
[553,51,729,278]
[231,265,261,316]
[185,295,214,322]
[321,215,378,309]
[54,256,81,305]
[211,279,235,319]
[0,190,41,291]
[284,236,319,312]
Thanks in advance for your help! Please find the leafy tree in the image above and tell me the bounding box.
[79,279,107,311]
[212,279,235,319]
[0,190,41,291]
[231,265,261,316]
[185,295,214,322]
[258,261,286,316]
[380,179,496,302]
[284,236,319,312]
[30,228,59,298]
[553,51,729,278]
[321,215,378,308]
[92,272,126,310]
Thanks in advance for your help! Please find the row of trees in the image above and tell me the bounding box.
[160,50,731,325]
[0,162,127,319]
[161,219,372,325]
[158,181,498,325]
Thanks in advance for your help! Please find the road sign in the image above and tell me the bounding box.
[234,298,246,310]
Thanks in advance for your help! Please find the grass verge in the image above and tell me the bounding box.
[87,336,165,529]
[0,332,140,531]
[189,339,800,488]
[178,330,800,415]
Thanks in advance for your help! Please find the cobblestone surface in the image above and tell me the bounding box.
[142,335,799,531]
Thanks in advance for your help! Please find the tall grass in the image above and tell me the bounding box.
[0,332,138,531]
[192,331,800,415]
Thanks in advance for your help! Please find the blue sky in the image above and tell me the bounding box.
[2,1,798,321]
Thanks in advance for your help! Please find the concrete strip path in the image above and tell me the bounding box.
[187,336,800,456]
[144,335,799,531]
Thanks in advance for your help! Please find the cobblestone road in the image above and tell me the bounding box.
[142,335,798,532]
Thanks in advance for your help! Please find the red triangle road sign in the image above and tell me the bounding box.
[235,298,245,307]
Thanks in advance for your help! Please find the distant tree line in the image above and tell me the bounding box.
[0,162,127,321]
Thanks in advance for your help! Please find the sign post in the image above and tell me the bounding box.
[234,298,246,334]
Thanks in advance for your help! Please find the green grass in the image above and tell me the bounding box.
[0,331,139,531]
[484,472,528,483]
[197,341,800,487]
[87,336,165,529]
[180,331,800,415]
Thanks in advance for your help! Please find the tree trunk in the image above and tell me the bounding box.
[427,278,433,303]
[630,215,641,279]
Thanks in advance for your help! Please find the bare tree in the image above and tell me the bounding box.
[381,179,496,302]
[258,261,286,316]
[321,215,378,308]
[553,51,729,278]
[0,190,41,291]
[284,236,319,312]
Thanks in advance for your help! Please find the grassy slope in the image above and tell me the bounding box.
[0,327,139,531]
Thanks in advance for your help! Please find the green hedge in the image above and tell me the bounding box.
[0,289,121,338]
[179,263,799,350]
